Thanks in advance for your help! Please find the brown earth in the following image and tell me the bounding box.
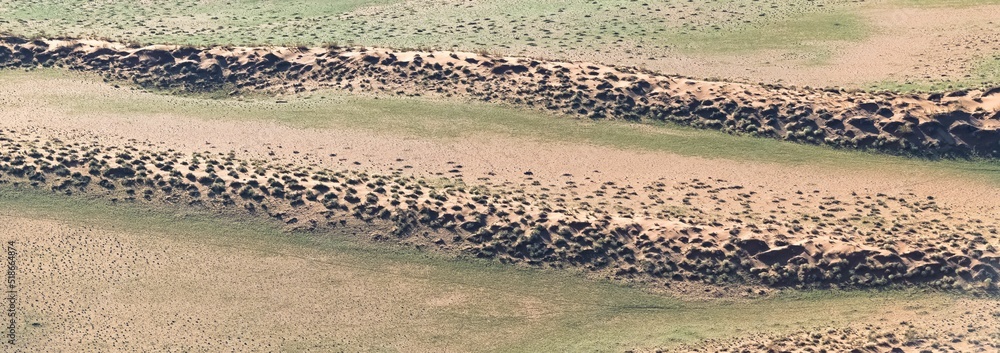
[1,36,1000,159]
[1,35,999,292]
[0,5,998,349]
[4,207,998,352]
[2,110,999,294]
[1,51,999,349]
[673,296,1000,352]
[643,3,1000,90]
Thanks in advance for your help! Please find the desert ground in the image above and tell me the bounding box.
[0,0,999,352]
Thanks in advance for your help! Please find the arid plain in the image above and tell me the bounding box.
[1,0,999,352]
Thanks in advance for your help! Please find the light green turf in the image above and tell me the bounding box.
[7,69,1000,185]
[7,0,999,90]
[0,0,396,45]
[0,186,965,352]
[892,0,1000,7]
[4,0,1000,92]
[0,0,867,54]
[665,11,868,56]
[868,55,1000,92]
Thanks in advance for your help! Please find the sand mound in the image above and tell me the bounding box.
[2,36,999,158]
[1,128,997,293]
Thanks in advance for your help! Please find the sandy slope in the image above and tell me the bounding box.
[2,36,1000,158]
[1,72,999,296]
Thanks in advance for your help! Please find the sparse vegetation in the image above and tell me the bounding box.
[1,0,999,351]
[3,186,996,352]
[1,0,998,89]
[7,69,998,184]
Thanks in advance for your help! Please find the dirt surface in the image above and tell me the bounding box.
[675,297,1000,352]
[659,3,1000,90]
[3,203,997,352]
[3,70,1000,295]
[2,0,999,89]
[2,93,1000,351]
[1,23,1000,350]
[2,36,999,159]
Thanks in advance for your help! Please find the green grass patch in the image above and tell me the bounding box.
[666,11,868,55]
[0,0,398,46]
[0,0,869,58]
[892,0,1000,8]
[868,55,1000,92]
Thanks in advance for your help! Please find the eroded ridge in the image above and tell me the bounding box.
[1,36,1000,157]
[1,129,998,292]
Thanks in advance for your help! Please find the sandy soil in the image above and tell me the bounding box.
[1,73,999,297]
[0,24,998,351]
[2,73,999,220]
[646,3,1000,88]
[337,0,1000,89]
[3,36,1000,159]
[2,210,996,352]
[0,214,548,352]
[2,0,999,90]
